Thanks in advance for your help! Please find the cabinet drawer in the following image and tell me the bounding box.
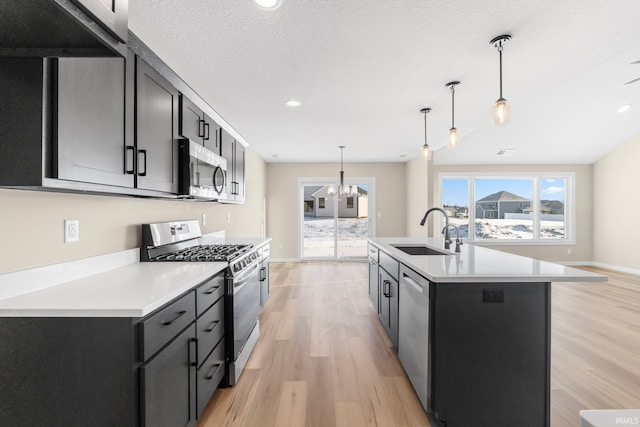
[379,251,399,280]
[140,291,196,361]
[197,298,225,366]
[196,274,225,316]
[368,243,379,262]
[197,338,225,418]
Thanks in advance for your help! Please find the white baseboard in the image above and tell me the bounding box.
[559,261,640,276]
[592,262,640,276]
[270,258,300,263]
[270,258,368,263]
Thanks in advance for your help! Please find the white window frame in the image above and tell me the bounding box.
[437,172,576,245]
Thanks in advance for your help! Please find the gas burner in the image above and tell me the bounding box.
[149,243,253,262]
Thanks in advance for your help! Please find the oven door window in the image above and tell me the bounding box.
[213,166,225,195]
[233,266,261,359]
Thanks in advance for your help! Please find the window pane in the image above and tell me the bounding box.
[540,177,566,239]
[442,178,469,238]
[474,178,534,239]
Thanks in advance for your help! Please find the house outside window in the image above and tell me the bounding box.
[439,173,574,244]
[347,197,354,208]
[319,197,325,209]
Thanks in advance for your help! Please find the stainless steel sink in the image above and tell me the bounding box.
[391,245,450,256]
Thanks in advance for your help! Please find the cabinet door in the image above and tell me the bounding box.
[136,57,179,193]
[368,259,379,313]
[203,113,221,153]
[233,141,245,202]
[220,128,234,197]
[260,257,270,307]
[70,0,128,43]
[56,57,132,188]
[389,278,399,349]
[378,269,390,330]
[179,95,204,145]
[141,323,197,427]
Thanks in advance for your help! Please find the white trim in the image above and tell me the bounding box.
[298,177,376,261]
[592,262,640,276]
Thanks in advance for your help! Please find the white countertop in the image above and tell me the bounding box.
[0,262,227,317]
[0,236,271,317]
[369,237,607,283]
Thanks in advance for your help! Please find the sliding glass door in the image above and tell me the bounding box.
[299,178,374,260]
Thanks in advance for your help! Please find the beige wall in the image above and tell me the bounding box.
[266,162,406,260]
[405,156,430,237]
[0,148,266,274]
[593,135,640,271]
[430,164,594,263]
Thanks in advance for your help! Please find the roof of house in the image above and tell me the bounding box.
[477,191,529,203]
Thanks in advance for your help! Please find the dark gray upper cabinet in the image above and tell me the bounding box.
[135,56,179,194]
[55,57,132,188]
[71,0,128,43]
[220,128,245,203]
[0,0,127,57]
[179,95,221,152]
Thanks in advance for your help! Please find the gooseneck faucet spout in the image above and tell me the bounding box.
[419,207,451,250]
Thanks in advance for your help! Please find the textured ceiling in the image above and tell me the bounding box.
[129,0,640,164]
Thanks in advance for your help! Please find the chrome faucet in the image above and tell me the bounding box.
[442,224,463,253]
[419,207,452,250]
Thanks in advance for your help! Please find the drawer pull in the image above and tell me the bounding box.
[203,285,220,295]
[162,310,187,326]
[205,320,220,333]
[205,362,224,380]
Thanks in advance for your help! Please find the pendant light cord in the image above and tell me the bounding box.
[451,85,455,128]
[423,111,428,145]
[498,43,503,99]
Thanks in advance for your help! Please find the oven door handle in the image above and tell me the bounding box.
[233,264,259,295]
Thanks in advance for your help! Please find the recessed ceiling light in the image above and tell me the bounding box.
[254,0,282,10]
[286,100,301,107]
[617,104,632,113]
[272,154,279,158]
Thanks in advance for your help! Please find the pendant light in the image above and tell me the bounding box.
[445,81,461,148]
[420,108,432,160]
[490,34,512,126]
[328,146,358,198]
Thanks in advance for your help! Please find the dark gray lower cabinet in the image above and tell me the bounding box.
[259,246,270,307]
[0,276,227,427]
[378,266,399,348]
[141,324,197,427]
[368,257,379,312]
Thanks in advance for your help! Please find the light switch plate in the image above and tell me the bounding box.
[64,220,79,243]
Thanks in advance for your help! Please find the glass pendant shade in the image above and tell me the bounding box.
[447,127,460,149]
[422,143,432,160]
[492,98,511,126]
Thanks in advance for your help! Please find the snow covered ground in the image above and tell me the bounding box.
[303,217,369,258]
[449,217,564,239]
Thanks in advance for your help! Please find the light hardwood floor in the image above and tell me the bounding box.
[197,262,640,427]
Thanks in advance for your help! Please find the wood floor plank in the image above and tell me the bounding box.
[335,401,367,427]
[305,357,336,427]
[274,380,308,427]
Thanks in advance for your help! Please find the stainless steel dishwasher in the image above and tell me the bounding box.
[398,265,430,411]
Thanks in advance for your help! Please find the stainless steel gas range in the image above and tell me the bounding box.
[141,219,262,386]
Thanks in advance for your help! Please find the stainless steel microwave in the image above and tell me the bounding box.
[177,138,227,200]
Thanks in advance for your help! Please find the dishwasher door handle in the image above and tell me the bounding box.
[402,275,425,294]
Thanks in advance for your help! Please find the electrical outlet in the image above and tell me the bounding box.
[567,248,572,255]
[227,213,231,224]
[64,219,79,243]
[202,213,206,226]
[482,288,504,303]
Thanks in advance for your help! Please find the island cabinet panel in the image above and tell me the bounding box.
[429,282,550,427]
[378,266,399,348]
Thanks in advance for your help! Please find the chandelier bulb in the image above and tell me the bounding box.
[422,144,432,160]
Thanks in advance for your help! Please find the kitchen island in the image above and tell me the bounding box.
[368,237,607,427]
